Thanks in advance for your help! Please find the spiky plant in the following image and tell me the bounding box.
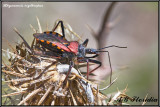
[2,17,132,105]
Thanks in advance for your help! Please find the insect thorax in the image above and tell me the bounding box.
[62,52,76,60]
[77,44,86,58]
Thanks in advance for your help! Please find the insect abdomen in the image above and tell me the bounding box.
[37,39,64,53]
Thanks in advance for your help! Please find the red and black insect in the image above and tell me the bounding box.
[33,21,127,81]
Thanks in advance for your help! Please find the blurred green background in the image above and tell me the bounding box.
[2,2,158,105]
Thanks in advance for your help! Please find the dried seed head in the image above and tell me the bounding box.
[2,18,131,105]
[2,34,107,106]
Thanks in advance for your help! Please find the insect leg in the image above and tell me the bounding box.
[89,51,113,84]
[104,51,112,84]
[64,61,74,83]
[52,21,65,38]
[78,58,101,80]
[31,38,35,49]
[87,59,101,79]
[82,39,89,47]
[85,54,99,58]
[87,59,89,80]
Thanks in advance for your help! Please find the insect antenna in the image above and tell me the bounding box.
[96,50,108,52]
[98,45,127,50]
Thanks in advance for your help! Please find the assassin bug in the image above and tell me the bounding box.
[33,20,127,81]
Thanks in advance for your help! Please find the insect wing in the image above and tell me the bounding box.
[33,32,71,53]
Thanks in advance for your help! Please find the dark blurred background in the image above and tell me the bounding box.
[2,2,158,105]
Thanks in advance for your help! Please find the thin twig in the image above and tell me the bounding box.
[142,94,148,105]
[3,91,15,105]
[2,37,18,55]
[97,2,117,62]
[30,24,36,33]
[99,78,117,91]
[96,2,117,40]
[36,16,42,33]
[89,2,118,81]
[69,88,77,105]
[13,28,33,54]
[18,87,43,105]
[2,70,27,78]
[38,86,53,105]
[2,91,27,97]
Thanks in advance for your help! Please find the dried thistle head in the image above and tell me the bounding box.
[2,18,107,105]
[2,37,109,105]
[2,18,131,105]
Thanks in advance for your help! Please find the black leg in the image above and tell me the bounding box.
[105,51,112,84]
[64,61,74,83]
[87,59,101,74]
[86,59,89,80]
[31,38,35,49]
[78,58,101,80]
[85,54,99,58]
[52,21,65,38]
[82,39,89,47]
[85,51,113,84]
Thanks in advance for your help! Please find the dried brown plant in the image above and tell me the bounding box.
[2,3,132,105]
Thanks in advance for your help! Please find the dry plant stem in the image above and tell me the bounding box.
[2,37,18,55]
[99,77,117,91]
[2,49,23,60]
[96,2,117,64]
[51,96,55,105]
[69,88,77,105]
[3,91,15,105]
[30,24,36,33]
[2,60,16,74]
[142,94,148,105]
[72,72,96,85]
[38,85,53,105]
[5,77,33,83]
[13,28,33,54]
[2,70,27,78]
[36,16,42,33]
[2,91,27,97]
[96,85,100,105]
[34,61,57,80]
[102,100,107,105]
[89,2,117,81]
[18,87,43,105]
